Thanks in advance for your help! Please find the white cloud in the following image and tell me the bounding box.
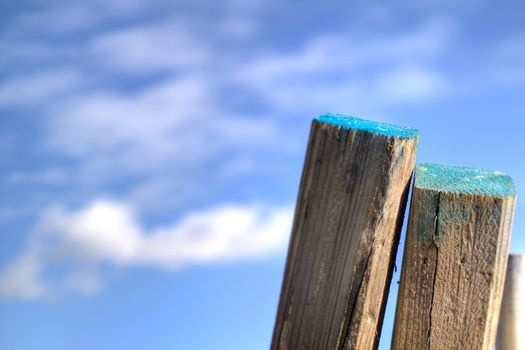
[89,22,210,74]
[47,77,210,158]
[0,254,48,300]
[490,36,525,85]
[9,4,101,35]
[62,269,104,296]
[45,75,280,185]
[0,69,84,106]
[374,66,445,102]
[222,20,453,117]
[6,169,69,185]
[238,19,451,84]
[0,18,456,217]
[42,19,452,161]
[0,200,293,300]
[4,0,154,37]
[2,0,523,307]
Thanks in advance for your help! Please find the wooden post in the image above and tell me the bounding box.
[497,253,525,349]
[392,163,516,350]
[272,114,418,349]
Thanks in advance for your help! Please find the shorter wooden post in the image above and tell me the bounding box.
[497,253,525,350]
[392,163,516,350]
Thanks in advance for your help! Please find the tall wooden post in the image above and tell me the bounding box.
[392,163,516,350]
[272,114,418,349]
[497,253,525,349]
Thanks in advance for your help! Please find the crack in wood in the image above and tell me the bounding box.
[427,192,441,349]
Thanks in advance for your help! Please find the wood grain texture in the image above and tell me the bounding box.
[497,254,525,350]
[392,163,516,350]
[271,115,418,350]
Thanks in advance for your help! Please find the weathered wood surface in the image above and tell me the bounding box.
[271,114,418,350]
[497,253,525,350]
[392,163,516,350]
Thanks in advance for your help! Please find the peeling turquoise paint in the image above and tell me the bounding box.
[315,114,419,139]
[416,163,516,197]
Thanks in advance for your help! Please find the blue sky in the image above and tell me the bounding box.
[0,0,524,349]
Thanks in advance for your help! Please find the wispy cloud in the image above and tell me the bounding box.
[1,18,455,191]
[0,69,84,106]
[0,16,457,269]
[233,20,453,115]
[0,254,48,300]
[0,200,293,300]
[490,35,525,85]
[45,76,282,189]
[89,22,211,74]
[2,0,523,304]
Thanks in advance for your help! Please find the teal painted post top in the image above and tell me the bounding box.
[416,163,516,197]
[314,113,419,139]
